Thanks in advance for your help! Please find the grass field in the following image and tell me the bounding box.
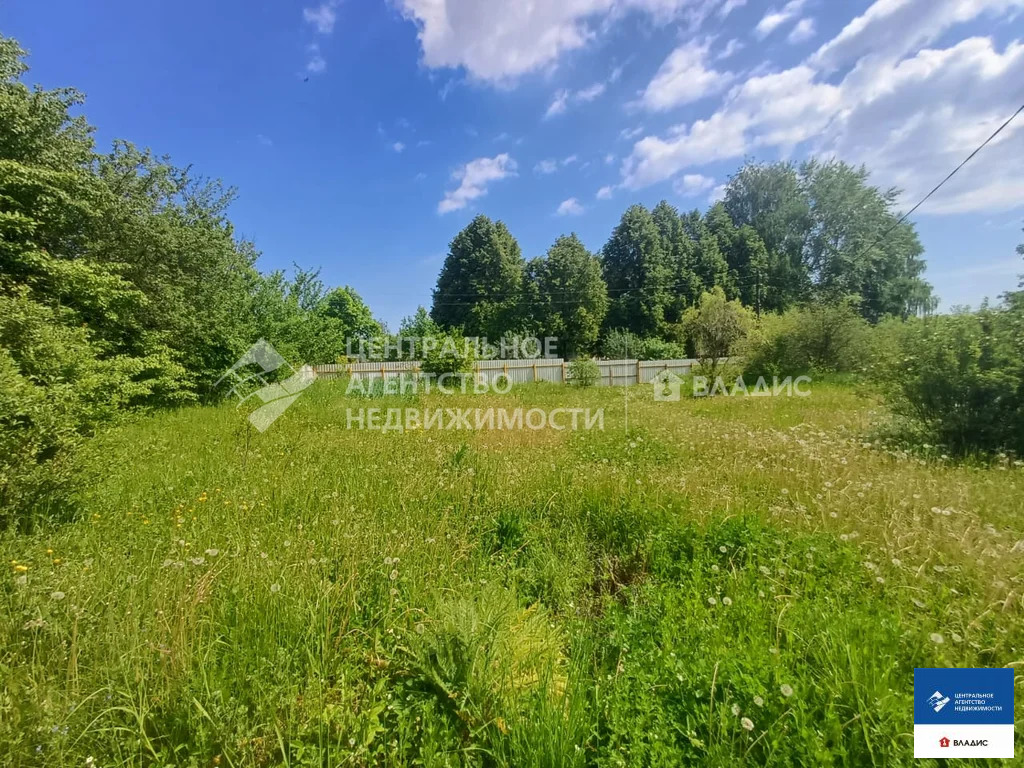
[2,379,1022,766]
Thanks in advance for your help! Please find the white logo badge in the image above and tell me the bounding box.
[216,339,315,432]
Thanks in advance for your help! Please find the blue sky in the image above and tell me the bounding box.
[2,0,1023,329]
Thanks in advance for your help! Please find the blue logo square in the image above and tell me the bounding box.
[914,668,1014,725]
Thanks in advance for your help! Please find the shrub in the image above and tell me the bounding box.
[743,299,870,377]
[636,337,688,361]
[421,330,477,377]
[567,358,600,388]
[872,304,1023,455]
[601,328,639,359]
[407,586,564,728]
[682,288,752,377]
[601,330,687,361]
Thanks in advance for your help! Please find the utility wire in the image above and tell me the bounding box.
[841,101,1024,265]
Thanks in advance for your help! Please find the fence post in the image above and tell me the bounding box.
[561,361,566,382]
[533,362,538,382]
[636,359,641,386]
[608,364,613,386]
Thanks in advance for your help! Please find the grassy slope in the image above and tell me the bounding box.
[1,380,1022,766]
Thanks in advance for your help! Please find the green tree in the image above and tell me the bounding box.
[799,159,933,320]
[652,201,701,326]
[531,234,608,358]
[431,215,524,337]
[601,204,670,336]
[397,306,441,359]
[723,161,812,312]
[683,287,753,377]
[680,210,732,299]
[322,285,383,341]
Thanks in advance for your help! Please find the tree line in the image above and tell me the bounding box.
[429,161,936,357]
[0,37,381,523]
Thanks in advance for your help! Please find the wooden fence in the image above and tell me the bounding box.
[313,358,703,387]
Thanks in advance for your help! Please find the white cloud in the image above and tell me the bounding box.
[604,153,616,165]
[303,1,339,34]
[719,0,747,18]
[755,0,807,38]
[438,154,517,214]
[545,89,570,118]
[673,173,715,195]
[620,125,644,140]
[534,159,559,174]
[302,1,340,74]
[557,197,585,215]
[640,39,733,111]
[787,18,815,44]
[576,82,607,102]
[563,154,579,165]
[543,77,612,118]
[306,43,327,73]
[622,65,837,187]
[622,22,1024,215]
[811,0,1024,71]
[396,0,706,86]
[822,37,1024,214]
[393,142,406,153]
[716,38,744,60]
[596,185,615,199]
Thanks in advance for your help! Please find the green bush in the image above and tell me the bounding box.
[683,288,753,377]
[636,337,688,360]
[743,299,870,377]
[421,330,477,377]
[601,330,687,361]
[600,328,639,359]
[872,303,1023,455]
[567,358,600,387]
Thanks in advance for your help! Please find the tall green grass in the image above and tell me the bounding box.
[1,380,1021,765]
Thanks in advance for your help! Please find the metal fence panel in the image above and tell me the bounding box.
[312,358,719,387]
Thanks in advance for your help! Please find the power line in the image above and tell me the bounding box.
[844,100,1024,264]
